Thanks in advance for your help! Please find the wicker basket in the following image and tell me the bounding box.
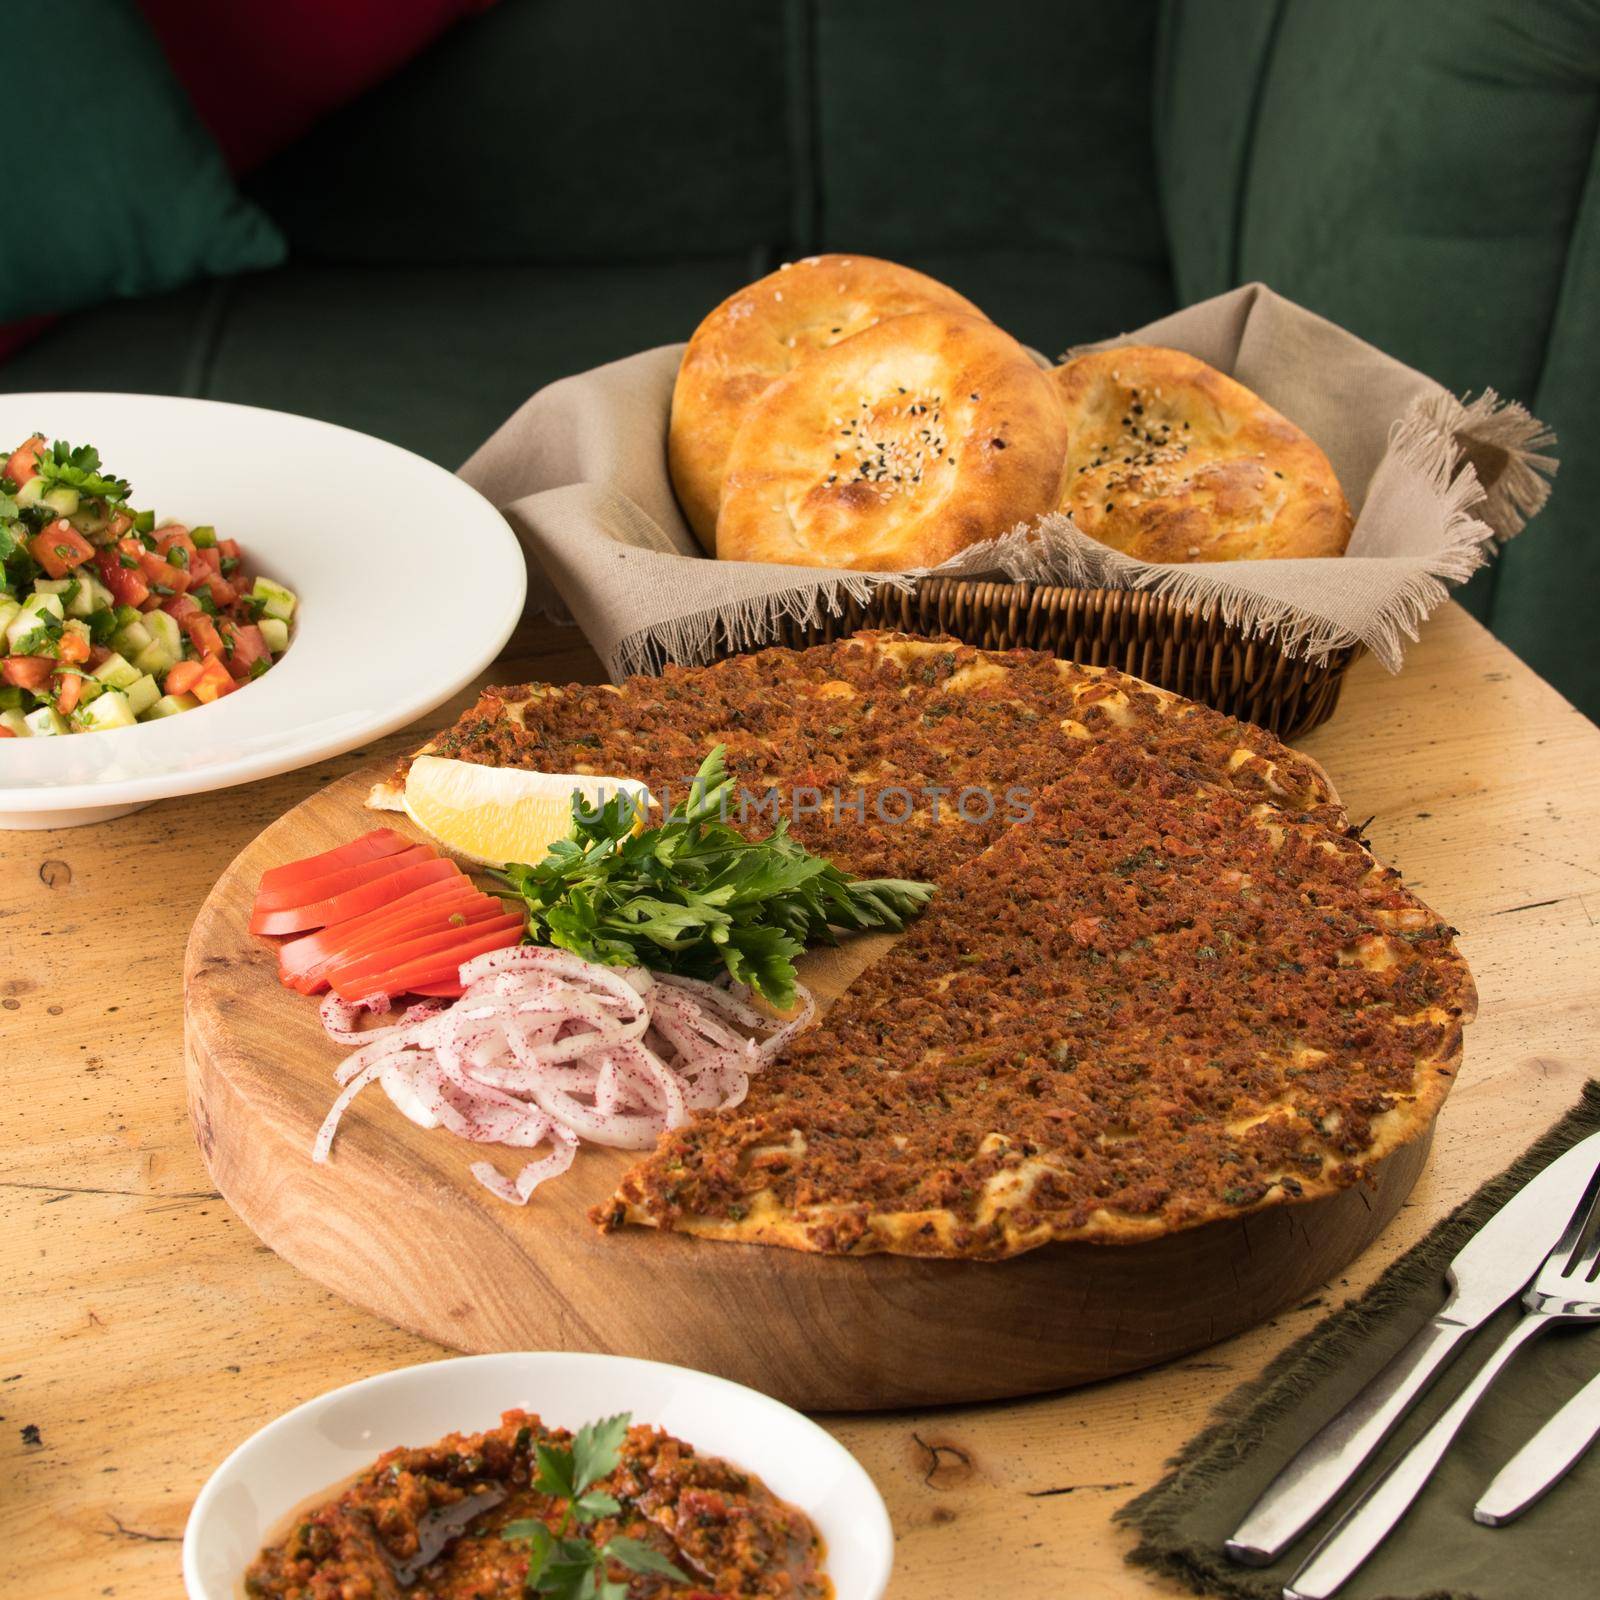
[753,578,1358,741]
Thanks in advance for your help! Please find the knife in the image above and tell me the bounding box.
[1224,1125,1600,1566]
[1473,1366,1600,1526]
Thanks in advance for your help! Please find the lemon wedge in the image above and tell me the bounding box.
[402,755,651,867]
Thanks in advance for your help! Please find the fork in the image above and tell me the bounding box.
[1284,1179,1600,1599]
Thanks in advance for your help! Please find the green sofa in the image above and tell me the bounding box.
[6,0,1596,715]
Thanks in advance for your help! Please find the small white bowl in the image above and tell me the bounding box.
[0,393,525,828]
[183,1352,894,1600]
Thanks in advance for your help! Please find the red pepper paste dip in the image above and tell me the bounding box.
[242,1409,832,1599]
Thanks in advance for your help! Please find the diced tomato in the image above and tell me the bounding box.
[29,519,95,577]
[136,547,190,594]
[1,656,55,690]
[54,672,83,713]
[216,537,241,561]
[102,511,134,541]
[258,829,415,896]
[330,919,526,1001]
[0,727,14,738]
[4,434,44,486]
[155,527,200,573]
[57,630,90,665]
[165,660,205,697]
[193,572,237,608]
[160,593,201,625]
[189,654,236,704]
[183,613,225,659]
[94,544,151,609]
[222,621,267,679]
[327,915,524,995]
[252,843,437,913]
[188,543,221,581]
[249,857,463,938]
[86,644,111,670]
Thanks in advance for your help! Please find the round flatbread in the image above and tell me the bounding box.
[716,312,1067,571]
[1052,345,1354,562]
[669,255,987,554]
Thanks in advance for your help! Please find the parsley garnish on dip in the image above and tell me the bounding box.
[495,745,935,1011]
[242,1408,834,1599]
[0,435,296,736]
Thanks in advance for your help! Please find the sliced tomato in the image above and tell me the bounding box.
[330,920,526,1001]
[190,653,236,704]
[281,898,500,993]
[252,843,437,913]
[4,434,44,486]
[93,544,151,609]
[2,656,55,691]
[258,828,415,896]
[29,519,95,577]
[222,620,267,680]
[165,660,205,697]
[327,914,524,995]
[250,857,463,938]
[57,630,90,665]
[277,889,492,992]
[54,671,83,714]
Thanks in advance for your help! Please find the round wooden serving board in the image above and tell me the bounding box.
[185,769,1430,1412]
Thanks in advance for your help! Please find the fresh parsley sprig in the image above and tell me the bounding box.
[35,440,131,504]
[504,1413,687,1600]
[495,746,935,1011]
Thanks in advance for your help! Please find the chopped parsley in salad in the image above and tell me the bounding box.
[0,435,297,736]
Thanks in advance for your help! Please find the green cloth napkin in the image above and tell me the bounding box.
[1120,1082,1600,1600]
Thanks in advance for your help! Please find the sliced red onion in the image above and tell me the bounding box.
[313,951,816,1201]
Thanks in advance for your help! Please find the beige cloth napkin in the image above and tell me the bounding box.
[459,283,1555,681]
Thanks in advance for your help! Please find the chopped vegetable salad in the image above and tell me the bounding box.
[0,435,298,737]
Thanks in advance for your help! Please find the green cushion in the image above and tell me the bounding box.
[4,0,283,322]
[0,260,755,469]
[813,0,1167,272]
[248,0,792,265]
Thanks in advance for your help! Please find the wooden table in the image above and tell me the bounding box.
[5,603,1598,1599]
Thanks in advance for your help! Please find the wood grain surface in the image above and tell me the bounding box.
[5,604,1600,1599]
[184,770,1429,1410]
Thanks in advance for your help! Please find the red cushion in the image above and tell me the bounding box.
[137,0,494,173]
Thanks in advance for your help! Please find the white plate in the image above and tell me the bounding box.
[0,394,525,828]
[183,1351,893,1600]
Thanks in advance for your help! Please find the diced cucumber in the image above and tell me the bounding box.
[0,598,20,650]
[0,685,23,710]
[0,708,29,737]
[113,603,142,630]
[142,609,181,657]
[62,618,90,649]
[32,577,73,598]
[7,593,60,654]
[131,639,176,678]
[140,691,198,721]
[21,590,63,620]
[250,576,298,622]
[75,689,135,731]
[259,616,289,654]
[73,677,103,708]
[41,485,79,516]
[123,673,161,718]
[24,705,70,736]
[14,477,44,508]
[68,573,113,618]
[91,651,142,691]
[112,618,154,658]
[69,501,109,536]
